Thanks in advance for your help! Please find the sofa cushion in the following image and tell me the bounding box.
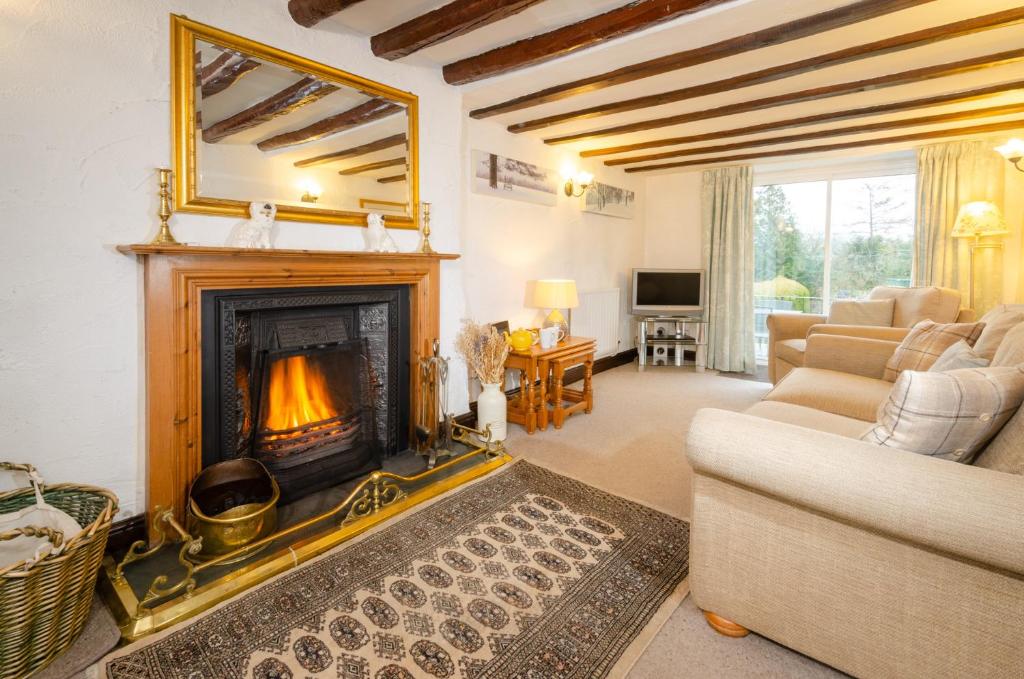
[883,320,985,381]
[763,367,892,422]
[929,339,989,372]
[826,298,895,327]
[867,285,962,328]
[862,366,1024,463]
[975,403,1024,474]
[746,400,874,439]
[973,309,1024,360]
[774,338,806,367]
[992,321,1024,368]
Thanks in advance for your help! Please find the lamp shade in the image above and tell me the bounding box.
[532,279,579,309]
[951,201,1008,238]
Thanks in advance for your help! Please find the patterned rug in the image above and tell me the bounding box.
[105,461,689,679]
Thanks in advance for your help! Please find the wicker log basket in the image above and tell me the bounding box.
[0,462,117,679]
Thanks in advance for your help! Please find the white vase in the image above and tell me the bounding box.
[477,382,508,443]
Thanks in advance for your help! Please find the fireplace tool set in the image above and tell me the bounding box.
[102,341,509,641]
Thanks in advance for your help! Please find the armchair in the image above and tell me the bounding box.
[767,286,974,383]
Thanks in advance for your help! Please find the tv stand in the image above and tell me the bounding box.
[636,316,707,371]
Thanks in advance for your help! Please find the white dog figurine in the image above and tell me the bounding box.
[227,201,276,249]
[364,213,398,252]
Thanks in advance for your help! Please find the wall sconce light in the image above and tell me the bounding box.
[563,170,594,197]
[299,179,322,203]
[995,138,1024,173]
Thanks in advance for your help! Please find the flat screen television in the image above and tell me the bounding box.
[631,268,705,316]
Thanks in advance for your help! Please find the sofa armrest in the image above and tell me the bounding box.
[808,324,910,342]
[766,312,826,343]
[686,408,1024,575]
[803,334,900,379]
[957,308,977,323]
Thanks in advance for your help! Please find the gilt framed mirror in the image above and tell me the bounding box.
[170,15,419,228]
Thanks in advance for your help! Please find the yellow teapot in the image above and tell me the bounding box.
[504,328,538,352]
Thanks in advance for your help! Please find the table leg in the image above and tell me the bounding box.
[583,356,594,414]
[696,344,706,373]
[522,368,536,434]
[552,363,566,429]
[538,359,549,431]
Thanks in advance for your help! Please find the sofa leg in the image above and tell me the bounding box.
[702,610,749,638]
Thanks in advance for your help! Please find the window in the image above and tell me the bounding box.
[753,173,915,361]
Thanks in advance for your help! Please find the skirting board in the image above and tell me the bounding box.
[108,347,639,548]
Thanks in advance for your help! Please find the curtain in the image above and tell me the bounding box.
[914,140,1005,308]
[702,165,755,373]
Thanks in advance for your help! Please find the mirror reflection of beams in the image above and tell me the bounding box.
[173,16,418,227]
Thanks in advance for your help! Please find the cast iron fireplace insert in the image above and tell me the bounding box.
[200,285,410,503]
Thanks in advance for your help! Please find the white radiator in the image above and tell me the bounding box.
[573,289,621,358]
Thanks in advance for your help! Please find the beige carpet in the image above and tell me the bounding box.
[506,364,848,678]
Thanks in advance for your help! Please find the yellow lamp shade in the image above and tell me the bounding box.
[995,138,1024,161]
[951,201,1008,239]
[532,279,579,309]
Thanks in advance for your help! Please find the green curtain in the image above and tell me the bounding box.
[702,165,755,373]
[914,140,1005,311]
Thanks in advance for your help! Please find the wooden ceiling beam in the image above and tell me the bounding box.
[581,80,1024,157]
[623,118,1024,172]
[469,0,932,118]
[371,0,547,61]
[256,99,402,152]
[202,77,338,144]
[288,0,367,28]
[510,6,1024,133]
[606,103,1024,165]
[294,133,407,168]
[544,48,1024,145]
[443,0,733,86]
[378,174,407,183]
[201,55,260,98]
[339,157,407,175]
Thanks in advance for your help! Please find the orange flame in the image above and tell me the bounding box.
[261,355,338,431]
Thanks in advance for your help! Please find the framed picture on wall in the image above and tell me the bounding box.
[472,150,558,207]
[583,181,636,219]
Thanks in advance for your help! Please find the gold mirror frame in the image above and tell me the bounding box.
[170,15,420,229]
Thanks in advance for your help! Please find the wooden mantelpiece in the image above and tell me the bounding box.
[118,244,459,538]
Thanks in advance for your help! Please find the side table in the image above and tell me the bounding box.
[505,336,597,434]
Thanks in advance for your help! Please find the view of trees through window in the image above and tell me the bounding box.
[753,174,915,360]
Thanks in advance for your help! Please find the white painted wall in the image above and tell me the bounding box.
[642,172,704,269]
[461,118,646,361]
[0,1,466,518]
[0,1,649,518]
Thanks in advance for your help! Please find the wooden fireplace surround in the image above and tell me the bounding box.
[118,244,458,539]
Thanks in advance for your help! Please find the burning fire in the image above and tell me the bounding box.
[262,355,339,431]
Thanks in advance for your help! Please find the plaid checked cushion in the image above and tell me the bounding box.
[883,320,985,381]
[862,366,1024,463]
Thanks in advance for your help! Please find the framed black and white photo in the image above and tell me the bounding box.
[472,150,558,206]
[584,181,636,219]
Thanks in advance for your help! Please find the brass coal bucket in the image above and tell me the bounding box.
[186,458,279,564]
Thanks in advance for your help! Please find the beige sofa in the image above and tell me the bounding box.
[686,306,1024,678]
[767,286,976,383]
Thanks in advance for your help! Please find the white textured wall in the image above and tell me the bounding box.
[0,1,648,519]
[462,118,646,356]
[0,1,466,518]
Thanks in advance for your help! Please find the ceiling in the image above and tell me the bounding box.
[291,0,1024,175]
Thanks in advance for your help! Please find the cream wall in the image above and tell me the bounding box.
[462,118,646,357]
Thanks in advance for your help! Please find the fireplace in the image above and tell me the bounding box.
[119,244,456,532]
[200,285,409,503]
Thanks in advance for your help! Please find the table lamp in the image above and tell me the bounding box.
[532,279,578,339]
[951,201,1008,309]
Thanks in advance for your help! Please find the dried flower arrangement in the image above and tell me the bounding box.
[455,320,510,385]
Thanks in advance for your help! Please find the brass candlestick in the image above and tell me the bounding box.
[150,168,180,245]
[418,202,435,254]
